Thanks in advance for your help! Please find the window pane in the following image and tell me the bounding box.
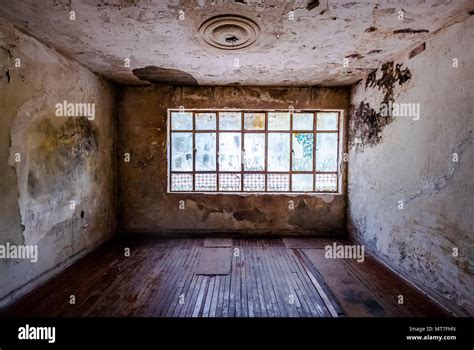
[244,113,265,130]
[293,113,313,130]
[219,133,241,171]
[171,173,193,191]
[292,174,313,191]
[317,112,338,130]
[243,174,265,191]
[195,133,216,171]
[219,112,241,130]
[268,133,290,171]
[316,133,338,171]
[315,173,337,192]
[171,112,192,130]
[171,133,193,171]
[268,174,289,191]
[219,173,241,191]
[268,112,290,130]
[244,133,265,171]
[292,133,313,171]
[195,173,217,191]
[195,113,216,130]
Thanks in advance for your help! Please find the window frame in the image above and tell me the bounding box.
[167,108,344,195]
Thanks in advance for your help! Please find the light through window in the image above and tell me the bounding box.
[168,110,342,193]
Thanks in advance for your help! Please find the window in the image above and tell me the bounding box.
[168,109,342,193]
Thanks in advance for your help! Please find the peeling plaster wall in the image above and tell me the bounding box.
[118,85,349,235]
[0,19,116,306]
[348,18,473,315]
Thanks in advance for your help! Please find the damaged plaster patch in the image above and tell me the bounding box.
[287,199,329,230]
[306,0,320,11]
[196,202,224,222]
[393,28,429,34]
[350,61,412,150]
[233,208,268,223]
[9,96,99,244]
[132,66,198,85]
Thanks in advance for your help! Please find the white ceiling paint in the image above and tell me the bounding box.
[0,0,471,86]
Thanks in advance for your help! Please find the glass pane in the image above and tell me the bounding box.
[195,113,216,130]
[244,113,265,130]
[268,112,290,130]
[219,133,241,171]
[267,174,289,191]
[219,173,241,191]
[171,173,192,191]
[243,174,265,191]
[293,113,313,130]
[317,112,338,130]
[292,174,313,192]
[195,133,216,171]
[268,133,290,171]
[171,112,192,130]
[195,173,217,191]
[171,133,193,171]
[244,133,265,171]
[292,133,313,171]
[219,112,241,130]
[316,133,338,171]
[315,173,337,192]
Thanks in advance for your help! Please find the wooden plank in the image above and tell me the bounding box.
[266,239,296,317]
[185,275,204,317]
[289,247,335,317]
[246,240,262,317]
[192,276,209,317]
[202,276,216,317]
[208,275,221,317]
[303,249,389,317]
[165,240,201,317]
[257,240,282,316]
[293,249,340,317]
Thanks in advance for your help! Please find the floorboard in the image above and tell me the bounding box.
[1,236,450,317]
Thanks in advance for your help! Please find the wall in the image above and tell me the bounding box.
[0,18,116,306]
[348,17,473,315]
[118,86,349,235]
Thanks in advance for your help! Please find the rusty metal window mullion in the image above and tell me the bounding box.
[192,111,196,192]
[216,111,220,192]
[289,110,293,192]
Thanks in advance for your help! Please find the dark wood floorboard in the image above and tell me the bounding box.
[1,236,449,317]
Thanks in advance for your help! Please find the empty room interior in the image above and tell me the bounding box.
[0,0,473,319]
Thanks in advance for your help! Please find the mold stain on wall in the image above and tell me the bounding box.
[349,61,412,150]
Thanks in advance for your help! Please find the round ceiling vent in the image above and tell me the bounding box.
[199,15,260,50]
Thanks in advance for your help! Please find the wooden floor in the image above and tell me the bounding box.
[2,236,449,317]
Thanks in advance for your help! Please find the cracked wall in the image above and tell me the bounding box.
[348,17,473,315]
[0,18,116,306]
[118,85,349,235]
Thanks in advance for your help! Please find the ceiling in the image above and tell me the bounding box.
[0,0,471,86]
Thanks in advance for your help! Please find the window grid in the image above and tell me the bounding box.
[169,110,341,193]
